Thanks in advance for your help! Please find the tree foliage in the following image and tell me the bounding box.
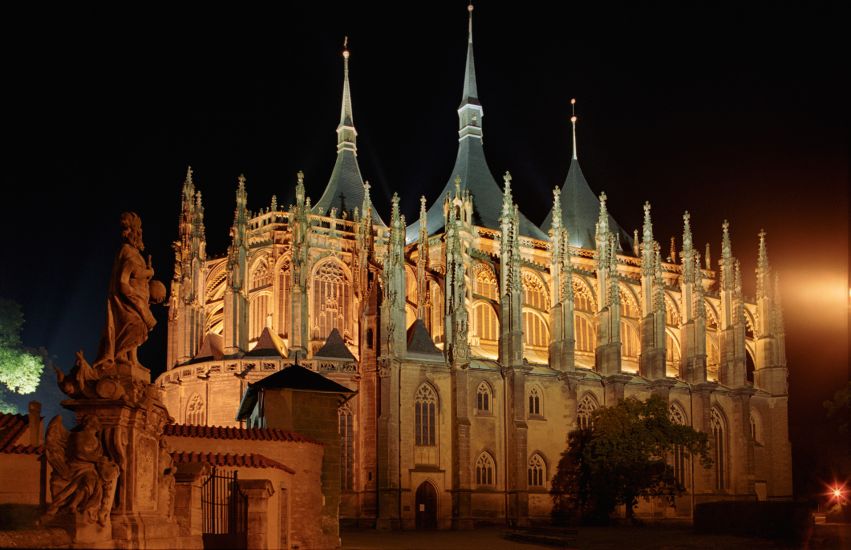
[551,395,712,524]
[824,381,851,434]
[0,299,45,413]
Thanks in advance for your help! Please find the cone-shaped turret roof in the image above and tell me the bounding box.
[406,4,545,242]
[313,39,385,226]
[541,104,631,250]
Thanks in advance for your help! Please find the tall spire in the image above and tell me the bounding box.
[460,2,479,109]
[570,98,578,160]
[314,37,384,226]
[337,36,356,153]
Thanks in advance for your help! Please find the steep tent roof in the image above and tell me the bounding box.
[313,328,356,361]
[406,319,442,356]
[406,5,545,243]
[193,332,224,361]
[246,326,288,358]
[313,41,385,226]
[236,364,355,421]
[540,160,632,251]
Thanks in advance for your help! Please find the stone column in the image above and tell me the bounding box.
[174,462,210,538]
[238,479,275,550]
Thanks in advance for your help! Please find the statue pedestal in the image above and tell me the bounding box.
[45,512,113,549]
[63,393,184,548]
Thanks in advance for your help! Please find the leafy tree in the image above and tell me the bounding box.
[0,299,45,414]
[824,381,851,434]
[551,394,711,524]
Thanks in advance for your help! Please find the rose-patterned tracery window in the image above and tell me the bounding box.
[312,261,350,341]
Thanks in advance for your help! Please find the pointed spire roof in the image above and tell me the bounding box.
[541,100,631,250]
[407,319,442,356]
[314,39,385,226]
[313,328,356,361]
[407,4,544,242]
[246,327,288,358]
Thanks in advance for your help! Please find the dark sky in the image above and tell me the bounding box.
[2,3,848,497]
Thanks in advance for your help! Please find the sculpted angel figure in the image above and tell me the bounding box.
[43,415,119,526]
[95,212,165,371]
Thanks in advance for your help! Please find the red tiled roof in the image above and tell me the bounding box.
[0,412,28,452]
[164,423,320,445]
[171,451,295,474]
[0,444,43,455]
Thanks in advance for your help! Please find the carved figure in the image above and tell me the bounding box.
[158,438,177,518]
[44,415,119,526]
[54,351,100,399]
[95,212,165,371]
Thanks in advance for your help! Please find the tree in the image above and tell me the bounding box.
[551,395,711,524]
[0,299,45,414]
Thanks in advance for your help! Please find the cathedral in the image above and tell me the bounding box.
[158,5,792,529]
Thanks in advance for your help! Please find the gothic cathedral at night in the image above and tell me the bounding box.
[158,5,792,529]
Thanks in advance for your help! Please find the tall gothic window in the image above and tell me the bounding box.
[528,453,546,487]
[476,381,492,413]
[277,260,290,337]
[619,298,640,359]
[574,285,596,353]
[339,404,354,491]
[186,393,205,426]
[415,384,437,446]
[577,393,598,430]
[250,293,271,341]
[475,452,495,486]
[669,403,688,487]
[522,272,549,351]
[711,407,726,491]
[313,261,350,341]
[528,386,542,416]
[251,260,272,289]
[473,267,499,356]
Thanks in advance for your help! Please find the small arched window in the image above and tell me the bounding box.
[186,393,205,426]
[669,403,688,486]
[475,452,495,486]
[750,409,762,445]
[415,384,438,447]
[528,453,546,487]
[528,386,542,416]
[711,407,727,491]
[577,393,598,430]
[476,382,492,413]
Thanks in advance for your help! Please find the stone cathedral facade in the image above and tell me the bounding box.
[157,7,792,529]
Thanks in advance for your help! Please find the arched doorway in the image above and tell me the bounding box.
[415,481,437,529]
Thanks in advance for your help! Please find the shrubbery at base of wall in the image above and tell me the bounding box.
[694,501,812,543]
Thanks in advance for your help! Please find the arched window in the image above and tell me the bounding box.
[339,404,354,491]
[711,407,726,491]
[577,393,598,430]
[313,261,350,341]
[476,382,492,413]
[523,273,549,351]
[415,384,438,447]
[528,386,542,417]
[473,303,499,342]
[669,403,688,487]
[251,259,272,290]
[528,453,546,487]
[574,283,597,354]
[475,452,495,486]
[277,260,290,337]
[750,409,762,445]
[186,393,205,426]
[249,293,271,341]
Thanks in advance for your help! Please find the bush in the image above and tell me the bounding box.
[694,501,812,543]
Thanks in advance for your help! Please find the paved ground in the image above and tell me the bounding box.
[342,523,851,549]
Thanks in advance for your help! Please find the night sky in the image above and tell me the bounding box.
[3,4,848,498]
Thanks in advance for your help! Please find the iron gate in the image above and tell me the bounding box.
[201,467,248,549]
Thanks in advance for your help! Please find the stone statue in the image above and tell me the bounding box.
[43,415,119,526]
[95,212,166,372]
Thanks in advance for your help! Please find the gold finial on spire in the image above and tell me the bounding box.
[467,1,474,43]
[343,35,349,59]
[570,98,578,160]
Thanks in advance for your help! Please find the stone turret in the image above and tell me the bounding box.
[223,175,249,355]
[444,178,470,367]
[381,194,407,356]
[595,193,622,375]
[754,231,787,395]
[169,166,208,367]
[718,221,747,386]
[638,202,666,379]
[499,172,523,367]
[548,187,575,371]
[416,196,431,328]
[678,211,707,384]
[289,171,311,356]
